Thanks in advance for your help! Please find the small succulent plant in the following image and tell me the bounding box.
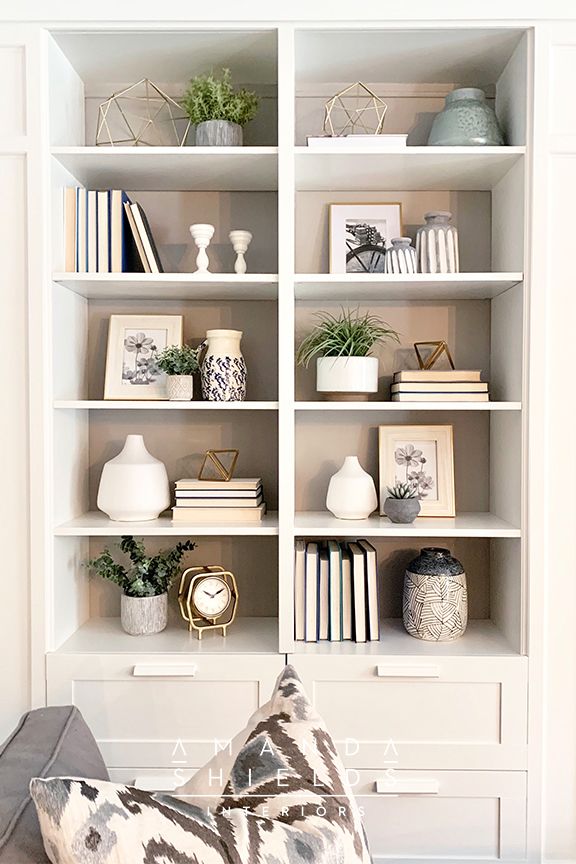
[156,344,199,376]
[386,481,418,499]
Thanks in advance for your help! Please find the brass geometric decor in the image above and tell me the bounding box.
[95,79,192,147]
[323,82,388,137]
[414,341,456,371]
[197,449,240,482]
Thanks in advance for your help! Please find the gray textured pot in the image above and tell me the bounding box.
[196,120,243,146]
[121,593,168,636]
[383,497,421,523]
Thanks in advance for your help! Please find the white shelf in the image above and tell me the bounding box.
[295,146,525,191]
[293,619,517,657]
[51,146,278,191]
[294,273,523,301]
[53,616,278,655]
[54,511,279,536]
[294,511,521,538]
[53,273,279,301]
[53,400,278,410]
[296,401,521,411]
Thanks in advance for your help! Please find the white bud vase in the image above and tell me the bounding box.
[97,434,170,522]
[326,456,378,520]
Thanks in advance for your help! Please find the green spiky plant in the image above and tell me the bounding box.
[296,308,400,368]
[156,345,199,376]
[387,481,418,499]
[85,536,196,598]
[182,68,259,126]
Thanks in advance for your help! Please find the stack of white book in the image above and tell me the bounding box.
[294,539,379,643]
[171,478,266,523]
[391,369,489,402]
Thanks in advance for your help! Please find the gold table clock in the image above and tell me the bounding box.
[178,565,238,639]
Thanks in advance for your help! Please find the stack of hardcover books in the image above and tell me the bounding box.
[391,369,489,402]
[171,478,266,523]
[64,187,163,274]
[294,539,379,643]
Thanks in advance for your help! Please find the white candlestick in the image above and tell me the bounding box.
[229,230,253,275]
[189,223,215,274]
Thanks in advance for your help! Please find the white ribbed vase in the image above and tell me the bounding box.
[326,456,378,520]
[385,237,417,274]
[97,434,170,521]
[416,211,460,273]
[121,593,168,636]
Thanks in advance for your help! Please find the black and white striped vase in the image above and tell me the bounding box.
[384,237,417,274]
[403,547,468,641]
[415,211,460,273]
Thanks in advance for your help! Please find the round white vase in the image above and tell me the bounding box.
[326,456,378,519]
[316,356,379,397]
[97,434,170,521]
[167,375,193,401]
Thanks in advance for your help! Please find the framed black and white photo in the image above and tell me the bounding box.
[104,314,183,400]
[329,203,402,274]
[379,425,455,517]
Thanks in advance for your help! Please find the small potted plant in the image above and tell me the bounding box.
[85,536,196,636]
[182,68,259,147]
[383,482,421,524]
[296,308,399,399]
[156,344,199,401]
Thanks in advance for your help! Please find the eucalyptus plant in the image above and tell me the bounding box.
[85,536,196,598]
[156,344,199,376]
[296,308,400,367]
[182,68,259,126]
[386,481,418,499]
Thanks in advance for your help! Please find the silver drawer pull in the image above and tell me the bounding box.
[132,664,198,678]
[376,664,440,678]
[376,778,439,795]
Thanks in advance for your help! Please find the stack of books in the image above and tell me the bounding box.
[64,187,163,274]
[171,478,266,523]
[391,369,489,402]
[294,539,379,643]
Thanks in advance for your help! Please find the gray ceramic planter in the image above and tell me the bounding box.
[121,593,168,636]
[383,497,421,523]
[196,120,243,146]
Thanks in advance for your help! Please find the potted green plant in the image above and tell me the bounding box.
[383,481,421,524]
[296,308,400,399]
[85,536,196,635]
[156,344,199,401]
[182,68,259,147]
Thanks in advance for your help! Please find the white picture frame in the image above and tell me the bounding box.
[104,314,183,400]
[329,202,403,274]
[379,425,455,517]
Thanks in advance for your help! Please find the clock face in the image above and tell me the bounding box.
[193,576,232,619]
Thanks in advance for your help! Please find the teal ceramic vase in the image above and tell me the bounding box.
[428,87,504,146]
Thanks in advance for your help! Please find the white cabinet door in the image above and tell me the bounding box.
[289,655,527,769]
[47,653,284,769]
[356,769,526,861]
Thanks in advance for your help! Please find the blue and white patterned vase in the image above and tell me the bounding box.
[201,329,247,401]
[428,87,504,146]
[403,547,468,642]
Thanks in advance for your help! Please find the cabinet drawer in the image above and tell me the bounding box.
[289,655,527,769]
[47,653,284,768]
[356,769,526,860]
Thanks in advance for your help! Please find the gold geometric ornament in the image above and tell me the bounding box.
[197,449,239,482]
[414,341,456,371]
[95,79,192,147]
[323,82,388,137]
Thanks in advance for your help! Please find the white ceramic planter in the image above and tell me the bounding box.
[121,593,168,636]
[167,375,193,401]
[326,456,378,519]
[97,434,170,522]
[316,356,379,395]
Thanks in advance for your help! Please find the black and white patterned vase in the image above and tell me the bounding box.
[403,547,468,641]
[200,329,247,401]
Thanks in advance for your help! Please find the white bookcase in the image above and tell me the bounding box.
[10,18,550,862]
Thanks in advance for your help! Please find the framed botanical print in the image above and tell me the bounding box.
[329,203,403,274]
[104,314,183,400]
[379,425,455,517]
